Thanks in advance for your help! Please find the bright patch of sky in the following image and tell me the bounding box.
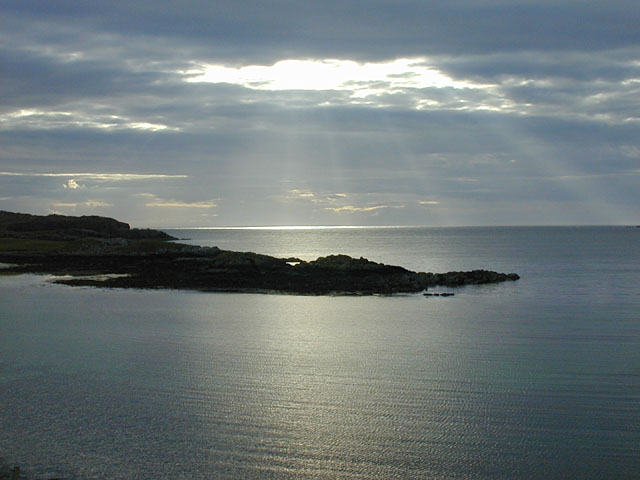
[186,58,489,98]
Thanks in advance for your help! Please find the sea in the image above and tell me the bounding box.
[1,226,639,479]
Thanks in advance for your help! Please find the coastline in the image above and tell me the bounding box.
[0,211,519,295]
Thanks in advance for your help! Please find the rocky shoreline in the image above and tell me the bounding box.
[0,211,519,295]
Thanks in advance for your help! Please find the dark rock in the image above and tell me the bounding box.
[126,228,176,241]
[429,269,519,286]
[0,210,175,241]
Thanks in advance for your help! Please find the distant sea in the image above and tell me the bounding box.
[1,226,639,479]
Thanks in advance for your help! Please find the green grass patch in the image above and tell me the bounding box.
[0,237,68,252]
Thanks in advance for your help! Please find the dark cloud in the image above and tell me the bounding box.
[0,51,170,108]
[4,1,640,62]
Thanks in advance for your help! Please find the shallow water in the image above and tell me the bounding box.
[1,227,639,479]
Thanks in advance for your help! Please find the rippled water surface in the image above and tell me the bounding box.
[1,227,639,479]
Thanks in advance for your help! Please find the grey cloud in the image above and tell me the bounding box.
[3,1,640,63]
[437,50,640,83]
[0,48,188,113]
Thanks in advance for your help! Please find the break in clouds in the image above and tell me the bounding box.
[1,0,639,226]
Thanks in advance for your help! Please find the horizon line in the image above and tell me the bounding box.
[158,224,639,230]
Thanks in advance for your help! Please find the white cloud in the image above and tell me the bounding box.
[145,201,218,208]
[53,200,112,208]
[290,190,315,198]
[282,189,349,204]
[144,195,218,209]
[133,193,157,198]
[0,109,177,132]
[325,205,404,213]
[63,179,83,189]
[128,122,170,131]
[0,172,188,181]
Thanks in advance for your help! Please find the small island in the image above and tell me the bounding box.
[0,211,519,295]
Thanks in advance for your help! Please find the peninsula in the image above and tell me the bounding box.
[0,211,519,294]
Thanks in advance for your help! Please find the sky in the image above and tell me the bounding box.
[1,0,639,227]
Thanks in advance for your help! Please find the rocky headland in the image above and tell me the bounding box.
[0,211,519,294]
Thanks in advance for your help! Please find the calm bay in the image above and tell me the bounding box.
[1,226,639,479]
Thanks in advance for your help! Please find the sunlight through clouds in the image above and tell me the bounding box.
[2,1,639,226]
[185,58,489,98]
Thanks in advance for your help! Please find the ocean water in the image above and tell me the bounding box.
[1,226,639,479]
